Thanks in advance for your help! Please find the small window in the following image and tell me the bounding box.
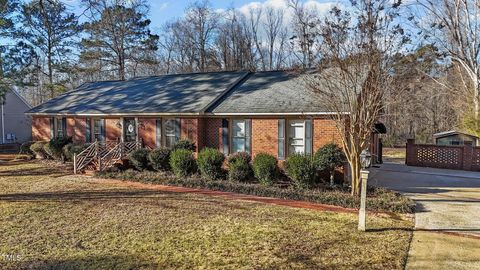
[93,119,105,142]
[165,119,180,148]
[55,117,66,138]
[232,119,251,153]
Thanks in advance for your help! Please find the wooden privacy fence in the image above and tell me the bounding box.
[406,139,480,171]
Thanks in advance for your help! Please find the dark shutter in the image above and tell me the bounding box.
[62,117,67,137]
[245,119,251,154]
[174,118,180,142]
[305,119,312,155]
[278,119,285,160]
[222,119,229,155]
[100,119,106,141]
[86,118,91,143]
[156,119,162,147]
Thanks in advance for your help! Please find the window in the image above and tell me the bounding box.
[93,119,105,142]
[287,120,312,155]
[232,119,251,153]
[53,117,66,138]
[164,119,180,148]
[156,119,162,147]
[86,118,92,143]
[278,119,285,160]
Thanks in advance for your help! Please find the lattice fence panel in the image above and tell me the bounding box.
[472,148,480,170]
[414,145,463,169]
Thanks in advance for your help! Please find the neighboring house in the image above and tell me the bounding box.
[26,70,382,163]
[0,87,32,144]
[433,130,479,146]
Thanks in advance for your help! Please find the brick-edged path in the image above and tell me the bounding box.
[92,177,358,214]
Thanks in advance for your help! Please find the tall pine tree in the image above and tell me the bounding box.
[80,0,159,80]
[17,0,80,98]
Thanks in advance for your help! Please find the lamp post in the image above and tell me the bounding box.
[358,149,372,231]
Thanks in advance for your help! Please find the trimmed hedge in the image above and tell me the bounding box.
[95,170,415,214]
[252,153,277,185]
[285,153,317,189]
[148,148,171,171]
[172,139,196,152]
[19,141,34,157]
[170,149,196,177]
[197,148,225,180]
[62,144,87,162]
[30,141,48,159]
[44,137,73,161]
[227,152,252,182]
[128,148,151,171]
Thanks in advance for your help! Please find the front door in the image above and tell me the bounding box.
[124,118,137,142]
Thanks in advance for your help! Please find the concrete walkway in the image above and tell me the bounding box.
[371,163,480,269]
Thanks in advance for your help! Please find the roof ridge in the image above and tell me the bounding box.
[201,72,252,113]
[131,69,249,80]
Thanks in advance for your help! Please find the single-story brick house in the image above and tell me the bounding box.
[26,70,383,162]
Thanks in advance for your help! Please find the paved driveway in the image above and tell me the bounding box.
[371,163,480,269]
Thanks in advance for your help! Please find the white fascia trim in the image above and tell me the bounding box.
[209,112,349,116]
[26,111,350,117]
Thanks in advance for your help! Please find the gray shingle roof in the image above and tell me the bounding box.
[207,71,326,114]
[27,70,328,115]
[27,71,249,115]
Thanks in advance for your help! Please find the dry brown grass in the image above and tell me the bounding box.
[0,160,413,269]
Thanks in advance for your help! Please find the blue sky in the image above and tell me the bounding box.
[66,0,338,33]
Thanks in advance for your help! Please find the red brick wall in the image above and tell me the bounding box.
[105,118,121,141]
[66,117,75,139]
[32,116,51,141]
[74,118,87,143]
[252,119,278,157]
[139,118,156,149]
[313,118,341,151]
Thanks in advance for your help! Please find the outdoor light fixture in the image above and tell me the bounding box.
[360,149,372,169]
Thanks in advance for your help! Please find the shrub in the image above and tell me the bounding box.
[62,144,87,162]
[314,143,346,186]
[95,170,415,214]
[285,153,317,189]
[170,149,196,177]
[30,141,47,159]
[19,141,34,156]
[197,148,225,180]
[172,139,196,152]
[227,151,251,164]
[227,152,252,182]
[252,153,277,185]
[44,137,72,161]
[148,148,171,171]
[128,148,151,171]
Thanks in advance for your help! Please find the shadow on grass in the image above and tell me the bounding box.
[12,255,159,270]
[0,188,257,212]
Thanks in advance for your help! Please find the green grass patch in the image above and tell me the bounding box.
[0,161,413,269]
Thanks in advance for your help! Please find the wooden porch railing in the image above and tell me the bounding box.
[74,140,142,174]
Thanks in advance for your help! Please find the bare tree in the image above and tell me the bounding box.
[415,0,480,130]
[306,0,407,195]
[288,0,320,69]
[264,7,284,70]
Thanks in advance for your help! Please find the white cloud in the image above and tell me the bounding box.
[159,2,169,10]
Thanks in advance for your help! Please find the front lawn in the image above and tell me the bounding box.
[0,160,413,269]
